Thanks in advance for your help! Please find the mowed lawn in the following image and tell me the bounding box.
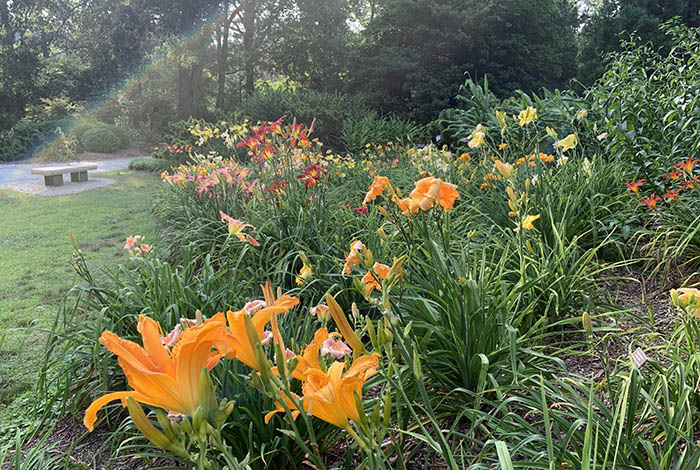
[0,171,159,416]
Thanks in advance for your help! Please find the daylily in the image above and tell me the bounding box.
[468,124,486,148]
[407,176,460,212]
[640,194,661,210]
[498,143,508,150]
[320,338,352,360]
[220,211,260,246]
[664,189,680,200]
[625,179,646,195]
[343,240,367,277]
[576,109,588,120]
[664,170,680,181]
[265,355,378,432]
[514,214,540,233]
[310,304,330,323]
[518,107,538,126]
[296,260,313,286]
[494,160,514,179]
[360,262,391,295]
[673,157,699,175]
[244,299,266,314]
[83,314,228,431]
[671,288,700,317]
[222,289,299,370]
[363,176,392,205]
[554,134,578,153]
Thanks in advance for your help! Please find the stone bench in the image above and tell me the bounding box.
[31,163,99,186]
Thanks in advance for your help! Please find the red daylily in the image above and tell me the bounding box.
[640,194,661,210]
[681,175,700,190]
[298,162,327,189]
[353,206,368,215]
[664,189,680,200]
[665,170,681,181]
[673,157,699,174]
[625,179,646,195]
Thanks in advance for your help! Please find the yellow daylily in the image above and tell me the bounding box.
[518,107,537,126]
[468,124,486,149]
[671,288,700,318]
[554,134,578,153]
[514,214,540,233]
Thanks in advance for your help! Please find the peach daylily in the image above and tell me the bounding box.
[321,338,352,359]
[310,304,330,322]
[408,176,459,212]
[83,315,228,431]
[363,176,392,205]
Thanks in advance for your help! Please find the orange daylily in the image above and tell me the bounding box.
[640,194,661,210]
[363,176,392,205]
[83,315,228,431]
[265,355,379,431]
[360,262,391,295]
[673,157,699,175]
[223,290,299,370]
[407,176,459,212]
[624,179,646,195]
[342,240,367,277]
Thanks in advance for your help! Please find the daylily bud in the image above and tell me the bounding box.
[506,186,517,202]
[582,312,593,335]
[412,348,422,379]
[198,367,217,415]
[378,206,391,219]
[377,226,387,245]
[326,294,366,354]
[126,397,184,456]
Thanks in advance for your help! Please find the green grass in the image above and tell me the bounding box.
[0,170,158,415]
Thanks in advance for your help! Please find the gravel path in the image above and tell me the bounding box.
[0,157,145,196]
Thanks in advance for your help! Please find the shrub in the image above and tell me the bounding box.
[78,122,130,153]
[589,20,700,183]
[0,118,77,162]
[128,157,171,172]
[340,111,426,154]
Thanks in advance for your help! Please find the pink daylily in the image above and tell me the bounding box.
[320,337,352,359]
[220,211,260,246]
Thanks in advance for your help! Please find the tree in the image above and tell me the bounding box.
[578,0,700,85]
[271,0,353,92]
[350,0,579,123]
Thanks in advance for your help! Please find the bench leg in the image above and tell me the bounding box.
[71,171,88,182]
[44,174,64,186]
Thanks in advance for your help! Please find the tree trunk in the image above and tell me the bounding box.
[242,0,257,95]
[177,61,203,120]
[216,14,233,111]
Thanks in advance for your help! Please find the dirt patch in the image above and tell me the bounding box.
[8,413,176,470]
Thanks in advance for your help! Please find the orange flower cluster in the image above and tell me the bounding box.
[362,175,459,216]
[84,284,378,436]
[628,157,700,210]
